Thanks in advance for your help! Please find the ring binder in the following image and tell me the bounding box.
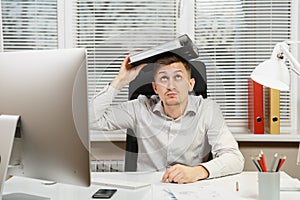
[248,79,264,134]
[129,34,199,67]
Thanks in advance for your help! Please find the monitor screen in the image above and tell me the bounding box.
[0,49,91,194]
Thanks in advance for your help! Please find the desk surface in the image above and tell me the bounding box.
[3,171,300,200]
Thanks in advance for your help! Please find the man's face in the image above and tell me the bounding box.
[152,62,195,107]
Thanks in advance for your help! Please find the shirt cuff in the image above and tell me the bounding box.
[106,84,120,95]
[94,84,120,99]
[201,161,223,179]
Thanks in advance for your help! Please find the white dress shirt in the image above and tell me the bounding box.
[91,85,244,178]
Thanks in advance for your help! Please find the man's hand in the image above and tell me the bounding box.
[110,55,146,90]
[161,164,209,184]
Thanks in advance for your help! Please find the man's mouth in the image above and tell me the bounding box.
[166,92,177,98]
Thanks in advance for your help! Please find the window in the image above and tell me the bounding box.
[0,0,58,51]
[1,0,298,132]
[194,0,293,131]
[72,0,296,132]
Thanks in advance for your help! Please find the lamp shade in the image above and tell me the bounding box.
[250,59,290,91]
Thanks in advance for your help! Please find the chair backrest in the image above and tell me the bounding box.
[125,60,207,171]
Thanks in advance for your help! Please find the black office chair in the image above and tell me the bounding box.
[125,60,208,171]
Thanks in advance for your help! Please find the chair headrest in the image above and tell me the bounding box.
[129,60,207,100]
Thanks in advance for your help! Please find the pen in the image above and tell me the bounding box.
[163,188,178,200]
[236,181,239,192]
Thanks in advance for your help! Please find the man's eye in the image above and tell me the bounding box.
[175,75,182,80]
[160,76,168,81]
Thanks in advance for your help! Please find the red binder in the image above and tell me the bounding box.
[248,79,264,134]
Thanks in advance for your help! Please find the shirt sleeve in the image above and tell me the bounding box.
[200,100,245,179]
[89,84,136,131]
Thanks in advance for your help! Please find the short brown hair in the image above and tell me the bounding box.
[154,53,192,77]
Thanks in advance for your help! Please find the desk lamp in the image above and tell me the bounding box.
[250,41,300,91]
[250,41,300,166]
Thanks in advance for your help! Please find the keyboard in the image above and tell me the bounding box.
[92,178,151,190]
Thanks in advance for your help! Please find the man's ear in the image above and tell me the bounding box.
[152,82,158,94]
[189,78,195,92]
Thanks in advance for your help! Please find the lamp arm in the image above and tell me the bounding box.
[279,42,300,76]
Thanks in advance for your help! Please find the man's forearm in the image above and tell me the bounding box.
[110,77,128,90]
[110,55,146,90]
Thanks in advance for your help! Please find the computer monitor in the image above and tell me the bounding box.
[0,49,91,199]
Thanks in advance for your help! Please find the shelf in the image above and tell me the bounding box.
[90,130,300,142]
[234,133,300,142]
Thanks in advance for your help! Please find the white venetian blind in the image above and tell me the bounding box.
[72,0,177,103]
[72,0,294,131]
[1,0,58,51]
[194,0,292,130]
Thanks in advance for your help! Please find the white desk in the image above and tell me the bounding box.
[3,171,300,200]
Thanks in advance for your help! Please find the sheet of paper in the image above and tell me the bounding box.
[171,185,241,200]
[152,182,241,200]
[281,177,300,191]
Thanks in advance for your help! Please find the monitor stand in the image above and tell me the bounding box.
[0,115,50,200]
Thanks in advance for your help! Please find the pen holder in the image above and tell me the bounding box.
[258,172,280,200]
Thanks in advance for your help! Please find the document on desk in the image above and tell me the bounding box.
[280,176,300,191]
[152,183,240,200]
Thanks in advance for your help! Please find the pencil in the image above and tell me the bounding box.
[260,150,268,172]
[276,156,286,172]
[251,156,262,171]
[257,157,264,172]
[270,153,278,172]
[258,154,267,172]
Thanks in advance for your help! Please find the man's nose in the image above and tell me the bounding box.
[166,78,176,89]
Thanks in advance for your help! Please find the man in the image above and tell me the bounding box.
[91,53,244,184]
